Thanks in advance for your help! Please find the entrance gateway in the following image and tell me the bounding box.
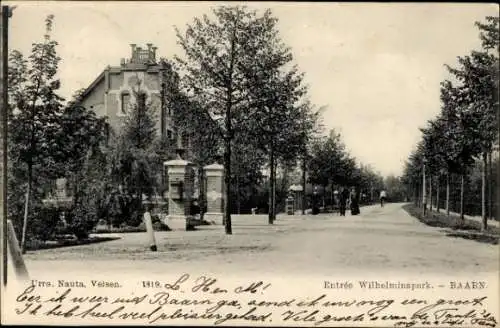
[163,153,224,230]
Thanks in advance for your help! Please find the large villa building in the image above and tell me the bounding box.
[49,44,190,203]
[76,43,179,143]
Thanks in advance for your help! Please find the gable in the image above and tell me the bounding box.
[79,76,106,116]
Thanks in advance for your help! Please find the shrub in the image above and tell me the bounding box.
[153,221,171,231]
[125,210,144,227]
[65,205,97,240]
[28,206,62,241]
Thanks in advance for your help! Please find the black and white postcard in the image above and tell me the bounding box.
[1,2,498,326]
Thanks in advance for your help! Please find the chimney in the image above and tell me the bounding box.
[130,44,136,62]
[152,46,157,62]
[147,43,153,61]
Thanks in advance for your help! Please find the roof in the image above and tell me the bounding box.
[79,70,105,101]
[78,61,171,102]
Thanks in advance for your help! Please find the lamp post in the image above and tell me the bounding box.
[422,156,427,217]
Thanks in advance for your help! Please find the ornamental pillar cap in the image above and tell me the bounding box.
[164,158,192,167]
[204,163,224,171]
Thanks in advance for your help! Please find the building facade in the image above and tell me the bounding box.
[77,43,178,142]
[68,44,202,202]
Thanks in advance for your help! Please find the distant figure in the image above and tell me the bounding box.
[190,200,201,217]
[350,187,360,215]
[339,188,349,216]
[380,190,387,207]
[311,191,320,215]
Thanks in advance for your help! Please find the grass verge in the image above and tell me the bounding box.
[402,203,499,245]
[27,236,121,251]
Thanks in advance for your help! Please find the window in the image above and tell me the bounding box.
[167,129,173,140]
[121,92,130,114]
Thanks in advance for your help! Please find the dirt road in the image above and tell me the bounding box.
[20,203,498,279]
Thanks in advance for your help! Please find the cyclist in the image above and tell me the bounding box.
[380,190,387,207]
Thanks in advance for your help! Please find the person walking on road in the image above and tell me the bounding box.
[380,190,387,207]
[339,187,349,216]
[350,187,360,215]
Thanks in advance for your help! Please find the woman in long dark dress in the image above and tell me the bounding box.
[350,187,360,215]
[339,187,349,216]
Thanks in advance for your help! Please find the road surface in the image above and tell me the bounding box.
[17,203,498,279]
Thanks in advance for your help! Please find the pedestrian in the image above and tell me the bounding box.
[350,187,360,215]
[339,187,349,216]
[190,199,201,217]
[380,190,387,207]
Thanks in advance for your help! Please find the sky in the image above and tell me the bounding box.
[5,1,498,177]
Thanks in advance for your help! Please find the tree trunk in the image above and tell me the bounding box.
[436,177,440,213]
[273,160,277,218]
[301,157,306,215]
[446,172,450,216]
[481,152,487,231]
[429,175,433,212]
[223,27,236,235]
[223,136,232,234]
[459,173,465,224]
[137,177,143,213]
[72,174,79,207]
[198,166,205,220]
[21,163,32,254]
[422,163,426,216]
[269,147,276,224]
[331,184,335,211]
[418,184,421,207]
[488,151,493,220]
[268,175,272,222]
[279,163,289,214]
[236,169,240,215]
[414,184,418,207]
[322,185,326,210]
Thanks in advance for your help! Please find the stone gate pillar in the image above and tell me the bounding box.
[204,163,224,225]
[164,156,195,230]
